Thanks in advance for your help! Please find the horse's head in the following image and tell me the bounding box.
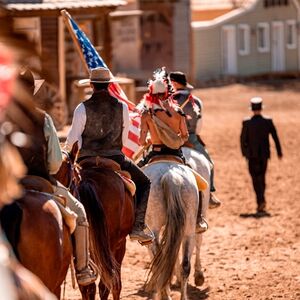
[55,142,79,192]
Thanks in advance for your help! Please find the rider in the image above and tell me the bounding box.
[64,66,153,244]
[16,70,97,287]
[138,76,208,233]
[169,71,221,209]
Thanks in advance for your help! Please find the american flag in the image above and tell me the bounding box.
[63,11,140,158]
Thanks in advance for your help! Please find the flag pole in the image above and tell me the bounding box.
[60,9,90,74]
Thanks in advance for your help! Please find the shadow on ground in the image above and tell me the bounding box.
[130,284,209,300]
[239,211,271,218]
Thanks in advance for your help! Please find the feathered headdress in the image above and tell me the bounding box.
[138,67,178,112]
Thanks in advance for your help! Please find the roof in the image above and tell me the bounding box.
[2,0,126,12]
[192,0,259,29]
[192,0,255,10]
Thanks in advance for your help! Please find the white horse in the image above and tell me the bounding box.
[182,146,211,287]
[143,161,199,300]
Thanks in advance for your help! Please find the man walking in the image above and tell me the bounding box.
[240,97,283,213]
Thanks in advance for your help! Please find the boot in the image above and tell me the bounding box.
[196,192,208,234]
[209,193,221,209]
[73,222,97,286]
[196,214,208,234]
[257,202,266,213]
[130,223,154,243]
[129,191,154,243]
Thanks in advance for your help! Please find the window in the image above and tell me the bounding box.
[264,0,289,7]
[238,24,250,55]
[286,20,297,49]
[257,23,270,53]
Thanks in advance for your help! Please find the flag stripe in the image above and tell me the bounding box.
[128,131,140,145]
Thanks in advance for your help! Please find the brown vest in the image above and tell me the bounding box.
[79,90,123,158]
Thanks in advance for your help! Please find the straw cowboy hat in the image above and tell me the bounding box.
[80,67,117,85]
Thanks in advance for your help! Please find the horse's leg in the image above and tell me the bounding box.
[147,230,160,258]
[111,240,126,300]
[194,233,205,286]
[99,280,110,300]
[147,229,163,300]
[173,256,181,287]
[180,236,195,300]
[79,283,97,300]
[194,189,209,287]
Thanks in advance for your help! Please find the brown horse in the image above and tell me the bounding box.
[57,148,135,300]
[0,189,73,298]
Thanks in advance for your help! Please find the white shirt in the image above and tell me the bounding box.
[65,101,130,152]
[43,113,63,174]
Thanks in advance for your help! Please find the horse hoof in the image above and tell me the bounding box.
[194,272,205,286]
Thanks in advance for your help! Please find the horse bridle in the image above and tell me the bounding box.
[61,150,78,191]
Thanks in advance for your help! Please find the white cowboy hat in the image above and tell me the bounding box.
[80,67,118,85]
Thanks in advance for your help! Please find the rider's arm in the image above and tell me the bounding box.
[64,103,86,152]
[139,113,149,146]
[180,115,189,142]
[122,102,130,146]
[195,118,203,135]
[194,96,203,136]
[43,113,63,174]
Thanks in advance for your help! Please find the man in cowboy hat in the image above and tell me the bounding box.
[169,71,221,209]
[65,66,153,243]
[240,97,283,214]
[13,69,98,286]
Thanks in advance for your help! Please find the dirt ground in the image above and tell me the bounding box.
[63,80,300,300]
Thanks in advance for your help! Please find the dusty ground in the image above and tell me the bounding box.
[63,80,300,300]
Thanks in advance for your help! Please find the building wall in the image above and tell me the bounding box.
[192,26,222,81]
[41,17,59,85]
[173,0,191,75]
[192,0,299,83]
[231,0,298,76]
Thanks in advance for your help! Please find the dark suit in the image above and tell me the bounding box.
[240,114,282,209]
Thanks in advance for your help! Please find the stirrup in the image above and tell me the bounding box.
[76,267,97,286]
[139,224,154,246]
[130,224,154,246]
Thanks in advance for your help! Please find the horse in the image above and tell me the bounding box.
[181,146,211,287]
[0,139,60,300]
[142,161,199,300]
[0,189,73,298]
[56,149,135,300]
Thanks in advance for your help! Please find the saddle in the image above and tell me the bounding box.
[147,155,208,191]
[20,175,77,234]
[20,175,54,194]
[78,156,136,196]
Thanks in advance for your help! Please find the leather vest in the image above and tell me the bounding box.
[173,90,202,134]
[79,90,123,158]
[17,108,51,181]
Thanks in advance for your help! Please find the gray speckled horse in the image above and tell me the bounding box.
[182,146,211,287]
[143,161,198,300]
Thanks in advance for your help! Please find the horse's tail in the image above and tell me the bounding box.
[78,179,119,289]
[147,169,186,291]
